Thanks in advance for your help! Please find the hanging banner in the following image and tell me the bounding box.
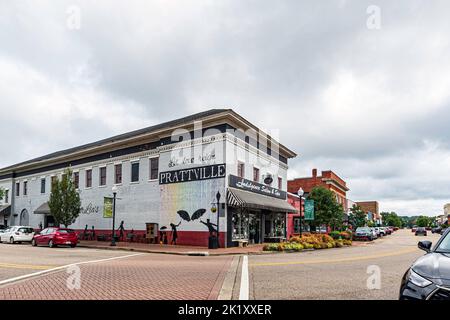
[304,199,315,220]
[103,197,113,218]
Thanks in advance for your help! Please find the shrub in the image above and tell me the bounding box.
[329,231,341,240]
[343,239,352,246]
[335,240,344,248]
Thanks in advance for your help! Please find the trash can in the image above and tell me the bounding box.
[208,236,218,249]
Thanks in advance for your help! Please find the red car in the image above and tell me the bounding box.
[32,227,78,248]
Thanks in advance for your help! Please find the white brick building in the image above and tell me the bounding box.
[0,109,296,247]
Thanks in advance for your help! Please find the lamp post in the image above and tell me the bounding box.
[111,185,118,247]
[216,191,221,248]
[297,187,304,237]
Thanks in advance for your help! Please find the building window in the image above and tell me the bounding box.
[23,181,28,196]
[131,162,140,182]
[86,169,92,188]
[253,167,259,182]
[237,162,245,178]
[115,164,122,184]
[278,177,282,190]
[15,183,20,196]
[41,178,46,194]
[5,190,9,203]
[99,167,107,186]
[74,172,79,189]
[150,158,159,180]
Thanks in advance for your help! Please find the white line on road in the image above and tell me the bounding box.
[239,255,249,300]
[0,253,145,287]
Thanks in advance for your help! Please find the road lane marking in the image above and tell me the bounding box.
[0,263,56,270]
[250,248,418,267]
[0,253,145,287]
[239,255,249,300]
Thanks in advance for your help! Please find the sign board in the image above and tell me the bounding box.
[304,200,315,220]
[159,164,226,185]
[103,197,113,218]
[229,175,287,200]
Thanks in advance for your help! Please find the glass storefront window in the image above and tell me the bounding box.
[232,211,249,240]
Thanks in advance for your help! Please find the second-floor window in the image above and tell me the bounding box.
[41,178,46,194]
[253,167,259,182]
[86,169,92,188]
[99,167,107,186]
[115,164,122,184]
[150,158,159,180]
[237,162,245,178]
[131,162,140,182]
[278,177,282,190]
[74,172,79,189]
[23,181,28,196]
[15,183,20,197]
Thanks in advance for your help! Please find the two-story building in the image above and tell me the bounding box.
[0,109,297,247]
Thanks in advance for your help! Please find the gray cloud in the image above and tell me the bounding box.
[1,0,450,216]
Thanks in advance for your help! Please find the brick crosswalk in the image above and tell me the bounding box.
[0,254,233,300]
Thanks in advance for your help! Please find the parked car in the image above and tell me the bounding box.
[399,228,450,300]
[412,226,418,232]
[432,227,442,234]
[378,227,386,236]
[415,227,428,236]
[0,226,35,244]
[32,227,78,248]
[393,227,399,231]
[373,227,382,237]
[354,227,374,241]
[369,227,378,239]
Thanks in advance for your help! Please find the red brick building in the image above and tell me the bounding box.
[286,169,349,238]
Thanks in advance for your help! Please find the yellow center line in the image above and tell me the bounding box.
[250,247,418,267]
[0,263,57,270]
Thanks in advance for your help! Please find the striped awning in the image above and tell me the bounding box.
[227,187,297,213]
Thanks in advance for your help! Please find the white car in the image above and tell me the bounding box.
[0,226,35,244]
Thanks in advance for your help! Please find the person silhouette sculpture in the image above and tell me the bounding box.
[84,224,88,240]
[39,222,43,230]
[118,221,125,241]
[170,222,181,245]
[91,226,96,240]
[200,219,218,236]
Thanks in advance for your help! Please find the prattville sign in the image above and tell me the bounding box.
[229,175,287,200]
[159,163,226,185]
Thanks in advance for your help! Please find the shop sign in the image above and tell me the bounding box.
[304,200,314,220]
[159,163,226,185]
[103,197,113,218]
[229,175,287,200]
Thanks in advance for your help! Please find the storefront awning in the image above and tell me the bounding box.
[34,202,50,214]
[0,204,11,216]
[227,188,298,213]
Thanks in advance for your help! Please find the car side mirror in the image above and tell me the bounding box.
[418,240,432,253]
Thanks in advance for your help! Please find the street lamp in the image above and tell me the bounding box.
[297,187,304,237]
[111,185,118,247]
[216,191,221,248]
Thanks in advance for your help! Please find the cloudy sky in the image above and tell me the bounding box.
[1,0,450,216]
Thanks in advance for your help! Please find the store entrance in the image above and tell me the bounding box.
[44,215,55,228]
[248,212,261,244]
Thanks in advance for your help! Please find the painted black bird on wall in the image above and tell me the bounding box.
[177,209,207,222]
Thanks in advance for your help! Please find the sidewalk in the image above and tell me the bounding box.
[78,240,268,256]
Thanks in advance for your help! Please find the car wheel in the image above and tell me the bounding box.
[32,239,37,247]
[9,237,14,244]
[48,240,56,248]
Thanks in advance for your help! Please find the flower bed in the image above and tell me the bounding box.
[263,233,352,252]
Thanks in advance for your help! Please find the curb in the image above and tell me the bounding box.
[77,244,274,256]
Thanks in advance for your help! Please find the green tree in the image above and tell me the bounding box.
[381,211,403,228]
[308,186,344,231]
[349,205,367,228]
[416,216,432,228]
[0,187,4,201]
[48,168,81,227]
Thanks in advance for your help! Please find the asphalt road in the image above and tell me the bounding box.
[247,229,442,300]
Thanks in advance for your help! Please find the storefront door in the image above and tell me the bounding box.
[248,212,261,244]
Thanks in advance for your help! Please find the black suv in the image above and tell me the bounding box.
[400,228,450,300]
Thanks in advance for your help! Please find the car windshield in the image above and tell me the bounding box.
[436,232,450,253]
[18,228,34,233]
[356,228,370,232]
